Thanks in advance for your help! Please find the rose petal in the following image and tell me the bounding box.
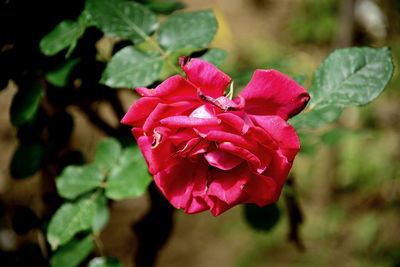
[263,151,292,191]
[137,135,178,174]
[205,164,252,215]
[218,142,271,174]
[136,75,198,101]
[204,150,243,170]
[180,57,232,98]
[154,160,209,213]
[190,104,216,119]
[142,101,197,133]
[120,97,162,127]
[239,69,310,120]
[243,175,277,206]
[160,116,221,128]
[205,130,256,151]
[250,115,300,161]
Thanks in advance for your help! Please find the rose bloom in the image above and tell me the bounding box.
[121,57,310,216]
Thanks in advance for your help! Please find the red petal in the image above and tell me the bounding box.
[218,142,271,174]
[120,97,161,127]
[263,151,292,191]
[250,115,300,161]
[206,164,252,215]
[136,75,198,101]
[243,174,277,206]
[204,150,243,170]
[154,160,208,213]
[180,57,232,98]
[137,135,178,174]
[142,101,197,133]
[160,116,221,128]
[239,70,310,120]
[205,130,256,151]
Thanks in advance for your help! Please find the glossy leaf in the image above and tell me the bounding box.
[310,47,393,109]
[50,236,94,267]
[40,20,84,57]
[46,58,80,87]
[92,194,110,233]
[244,203,281,232]
[105,146,152,200]
[88,257,122,267]
[86,0,158,43]
[290,47,393,129]
[10,143,45,179]
[93,138,122,171]
[290,106,341,130]
[47,195,97,250]
[320,128,352,146]
[198,48,227,66]
[56,165,104,200]
[158,10,217,52]
[101,46,163,88]
[144,0,185,15]
[10,83,44,127]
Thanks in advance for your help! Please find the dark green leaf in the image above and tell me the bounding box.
[92,194,109,233]
[244,203,281,232]
[320,128,351,145]
[40,19,85,57]
[88,257,122,267]
[198,48,227,66]
[310,47,393,109]
[46,58,80,87]
[10,143,45,179]
[105,146,151,200]
[51,236,94,267]
[158,10,217,52]
[93,138,122,170]
[289,106,341,130]
[85,0,158,43]
[144,0,185,15]
[101,46,163,88]
[47,194,97,250]
[56,165,104,200]
[10,83,44,127]
[290,47,393,129]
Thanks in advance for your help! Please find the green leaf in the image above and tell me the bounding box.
[10,143,45,179]
[310,47,393,109]
[144,0,185,15]
[101,46,163,88]
[85,0,158,43]
[198,48,227,66]
[51,236,94,267]
[158,10,217,52]
[88,257,122,267]
[40,19,85,57]
[320,128,352,146]
[47,194,97,250]
[290,106,342,130]
[244,203,281,232]
[56,165,104,200]
[93,138,122,170]
[92,194,109,233]
[290,47,393,129]
[10,83,44,127]
[105,146,152,200]
[293,74,307,86]
[46,58,80,87]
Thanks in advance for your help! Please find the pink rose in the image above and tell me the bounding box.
[121,57,310,216]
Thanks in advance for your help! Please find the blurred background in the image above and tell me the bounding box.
[0,0,400,266]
